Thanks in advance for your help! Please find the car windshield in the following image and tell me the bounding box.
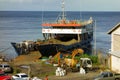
[15,75,19,77]
[0,73,6,76]
[0,65,2,67]
[21,75,28,78]
[4,65,10,67]
[87,60,91,64]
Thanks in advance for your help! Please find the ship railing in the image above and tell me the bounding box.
[42,19,93,25]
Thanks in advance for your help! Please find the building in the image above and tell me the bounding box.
[108,22,120,73]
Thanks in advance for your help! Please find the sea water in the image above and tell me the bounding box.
[0,11,120,60]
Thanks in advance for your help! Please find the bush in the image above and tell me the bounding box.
[13,67,21,74]
[89,55,99,64]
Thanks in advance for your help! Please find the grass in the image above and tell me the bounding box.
[10,60,56,78]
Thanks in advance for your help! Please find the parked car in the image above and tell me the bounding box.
[0,64,13,73]
[0,71,12,80]
[94,71,120,80]
[12,73,30,80]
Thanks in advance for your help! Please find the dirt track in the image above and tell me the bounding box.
[48,72,99,80]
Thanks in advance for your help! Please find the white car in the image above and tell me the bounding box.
[0,64,12,73]
[12,73,30,80]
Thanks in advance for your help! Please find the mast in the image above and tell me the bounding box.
[62,0,65,20]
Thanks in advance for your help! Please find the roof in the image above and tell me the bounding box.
[16,73,27,75]
[41,18,93,27]
[42,23,81,27]
[109,51,120,58]
[107,22,120,34]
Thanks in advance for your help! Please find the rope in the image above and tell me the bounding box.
[0,47,12,53]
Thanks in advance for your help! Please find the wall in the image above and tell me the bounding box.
[111,55,120,73]
[111,26,120,51]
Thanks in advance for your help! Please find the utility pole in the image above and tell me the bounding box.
[94,20,97,55]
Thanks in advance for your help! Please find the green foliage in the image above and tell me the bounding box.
[13,67,21,74]
[42,56,49,59]
[74,56,80,60]
[65,55,72,59]
[37,39,42,42]
[54,57,58,62]
[80,54,89,58]
[89,55,99,64]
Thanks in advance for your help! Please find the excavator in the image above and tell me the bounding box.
[53,48,92,72]
[64,48,84,67]
[53,48,83,69]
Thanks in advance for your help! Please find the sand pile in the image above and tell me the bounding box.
[41,38,78,45]
[13,51,41,65]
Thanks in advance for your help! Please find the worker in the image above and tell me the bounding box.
[44,75,48,80]
[60,53,63,59]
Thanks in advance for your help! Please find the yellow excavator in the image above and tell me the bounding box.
[53,52,61,66]
[64,48,84,67]
[53,48,84,67]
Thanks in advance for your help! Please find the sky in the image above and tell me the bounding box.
[0,0,120,11]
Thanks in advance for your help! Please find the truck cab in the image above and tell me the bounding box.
[80,58,92,68]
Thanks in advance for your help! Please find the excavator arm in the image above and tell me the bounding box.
[64,48,84,67]
[71,48,84,59]
[71,48,84,67]
[53,52,61,66]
